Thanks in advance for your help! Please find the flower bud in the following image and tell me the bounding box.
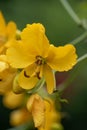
[10,108,31,126]
[3,91,23,109]
[27,94,45,128]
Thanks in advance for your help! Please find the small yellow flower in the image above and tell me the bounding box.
[6,23,77,93]
[0,12,18,94]
[10,108,31,126]
[0,54,16,95]
[3,90,24,109]
[0,11,17,53]
[27,94,62,130]
[27,94,45,128]
[38,99,61,130]
[0,68,16,95]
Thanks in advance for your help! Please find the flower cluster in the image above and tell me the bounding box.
[0,11,77,130]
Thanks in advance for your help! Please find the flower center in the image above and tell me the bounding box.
[35,55,46,65]
[24,56,46,79]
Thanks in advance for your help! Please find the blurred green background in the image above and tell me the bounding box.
[0,0,87,130]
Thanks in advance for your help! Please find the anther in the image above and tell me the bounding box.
[35,59,42,65]
[0,79,2,81]
[36,72,41,79]
[35,55,43,65]
[24,71,30,78]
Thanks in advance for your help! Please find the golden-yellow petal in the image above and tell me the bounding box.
[0,12,6,36]
[0,54,9,71]
[18,64,39,90]
[0,61,9,72]
[43,64,55,94]
[6,21,17,39]
[27,94,45,127]
[6,40,35,68]
[47,44,77,71]
[21,23,50,57]
[0,54,8,62]
[18,73,38,90]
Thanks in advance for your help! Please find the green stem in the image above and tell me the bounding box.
[59,0,86,30]
[60,0,81,24]
[57,0,87,95]
[71,31,87,45]
[59,0,87,45]
[77,53,87,63]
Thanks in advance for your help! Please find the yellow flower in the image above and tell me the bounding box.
[10,108,31,126]
[38,99,61,130]
[0,54,16,95]
[27,94,62,130]
[27,94,45,128]
[0,11,17,53]
[3,90,24,109]
[0,12,18,94]
[6,23,77,93]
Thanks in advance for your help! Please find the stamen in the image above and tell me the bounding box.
[36,55,42,59]
[35,55,46,65]
[35,55,42,65]
[24,71,30,78]
[36,72,41,79]
[35,59,42,65]
[0,79,2,81]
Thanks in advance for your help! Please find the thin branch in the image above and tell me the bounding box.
[59,0,86,30]
[60,0,81,24]
[71,31,87,45]
[77,53,87,63]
